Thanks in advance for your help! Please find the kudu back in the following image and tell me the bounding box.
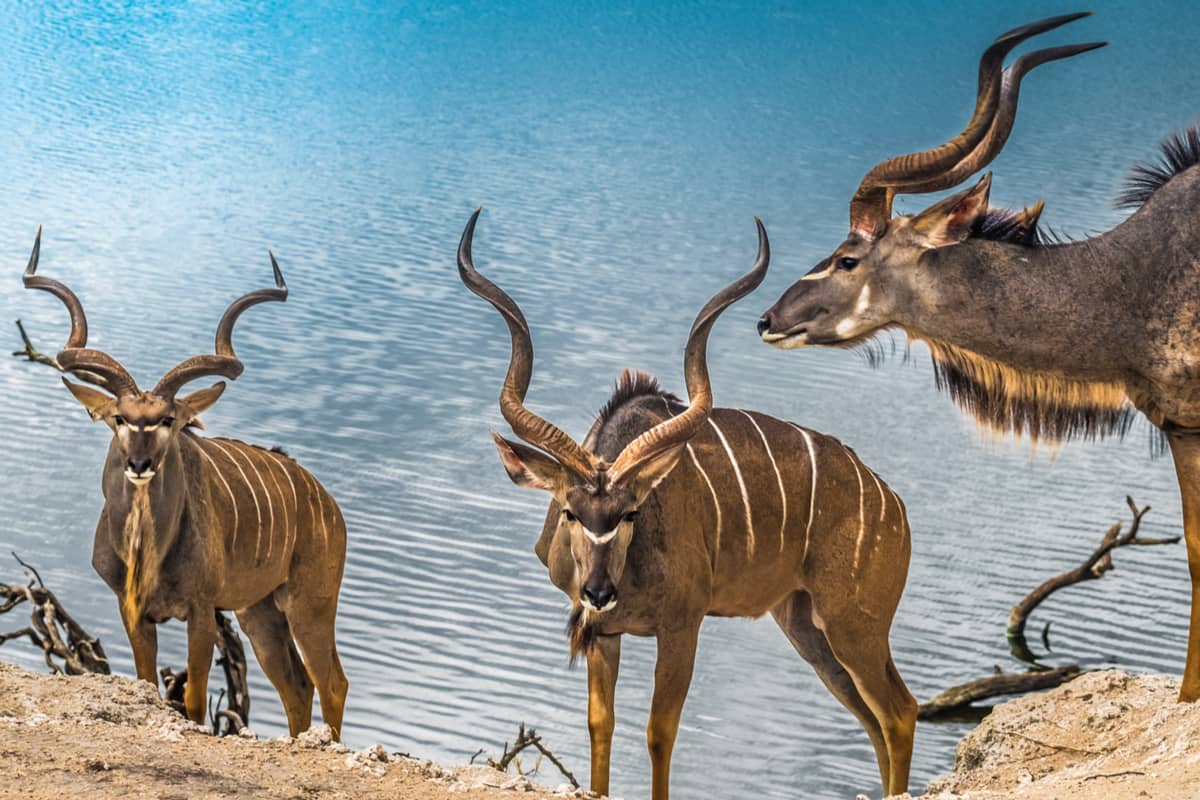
[457,210,917,799]
[758,12,1200,703]
[23,231,348,738]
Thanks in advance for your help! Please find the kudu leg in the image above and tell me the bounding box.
[1167,432,1200,702]
[237,597,314,736]
[770,591,891,791]
[586,633,621,796]
[647,624,700,800]
[119,605,159,685]
[820,622,916,797]
[184,609,219,725]
[288,600,349,740]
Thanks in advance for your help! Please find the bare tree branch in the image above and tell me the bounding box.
[481,722,580,789]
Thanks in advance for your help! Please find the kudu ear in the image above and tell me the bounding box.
[177,382,226,425]
[62,378,116,421]
[492,432,565,491]
[911,173,992,249]
[619,444,687,501]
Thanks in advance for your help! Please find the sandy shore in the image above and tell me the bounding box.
[1,662,1198,799]
[0,662,588,800]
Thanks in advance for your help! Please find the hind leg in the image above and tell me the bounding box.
[818,613,917,796]
[771,590,891,790]
[237,596,314,736]
[284,593,349,740]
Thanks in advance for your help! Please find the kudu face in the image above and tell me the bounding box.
[758,13,1103,347]
[457,207,768,620]
[759,178,992,348]
[22,226,287,487]
[64,380,226,486]
[493,433,683,612]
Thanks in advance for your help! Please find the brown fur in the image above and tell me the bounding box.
[921,336,1134,442]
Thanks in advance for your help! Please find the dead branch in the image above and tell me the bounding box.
[483,722,580,789]
[11,319,60,369]
[0,555,110,675]
[159,610,250,735]
[918,666,1081,719]
[1007,496,1177,662]
[920,497,1178,718]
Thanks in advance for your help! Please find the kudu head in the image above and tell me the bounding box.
[758,12,1104,348]
[458,209,769,613]
[23,228,287,486]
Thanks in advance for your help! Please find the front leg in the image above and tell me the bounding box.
[648,623,701,800]
[118,601,158,685]
[184,608,218,725]
[586,633,621,796]
[1168,431,1200,701]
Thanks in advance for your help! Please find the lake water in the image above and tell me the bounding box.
[1,2,1198,798]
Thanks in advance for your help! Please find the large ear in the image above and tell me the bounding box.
[616,444,686,501]
[62,378,116,421]
[177,382,226,424]
[911,173,992,249]
[492,432,566,491]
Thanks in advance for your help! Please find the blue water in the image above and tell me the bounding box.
[0,2,1197,798]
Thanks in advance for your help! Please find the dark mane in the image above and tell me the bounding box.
[596,368,679,424]
[1117,125,1200,209]
[972,205,1046,246]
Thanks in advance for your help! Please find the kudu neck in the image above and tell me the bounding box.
[894,237,1139,381]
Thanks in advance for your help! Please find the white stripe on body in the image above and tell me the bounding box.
[738,410,788,553]
[787,423,820,557]
[209,440,262,553]
[195,443,239,548]
[708,417,755,556]
[840,444,867,573]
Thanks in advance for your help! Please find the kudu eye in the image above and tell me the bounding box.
[113,415,126,427]
[562,509,577,523]
[163,417,175,428]
[837,257,860,271]
[622,511,638,523]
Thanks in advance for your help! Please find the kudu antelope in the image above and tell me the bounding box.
[23,231,348,736]
[758,12,1200,701]
[457,210,917,798]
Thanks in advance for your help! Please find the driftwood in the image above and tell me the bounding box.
[1007,496,1177,662]
[160,611,250,736]
[472,722,580,789]
[11,319,60,369]
[920,497,1178,719]
[0,554,110,675]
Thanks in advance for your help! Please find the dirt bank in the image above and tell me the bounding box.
[909,669,1200,800]
[0,662,588,800]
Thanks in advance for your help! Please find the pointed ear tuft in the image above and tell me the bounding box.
[912,173,992,249]
[491,432,565,491]
[62,378,116,421]
[177,382,226,423]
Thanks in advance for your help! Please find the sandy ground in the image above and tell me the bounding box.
[0,662,590,800]
[2,662,1198,799]
[904,669,1200,800]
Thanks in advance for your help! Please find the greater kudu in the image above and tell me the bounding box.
[758,13,1200,701]
[23,230,348,736]
[458,210,917,798]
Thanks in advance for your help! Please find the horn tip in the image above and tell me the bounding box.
[268,251,287,293]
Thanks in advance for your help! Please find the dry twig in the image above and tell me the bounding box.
[0,554,109,675]
[11,319,60,369]
[483,722,579,789]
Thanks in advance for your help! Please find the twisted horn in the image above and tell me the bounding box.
[154,253,288,400]
[22,227,139,396]
[849,12,1102,237]
[456,208,596,477]
[610,218,770,479]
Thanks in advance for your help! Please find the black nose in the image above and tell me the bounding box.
[581,585,617,610]
[757,314,772,335]
[127,458,152,475]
